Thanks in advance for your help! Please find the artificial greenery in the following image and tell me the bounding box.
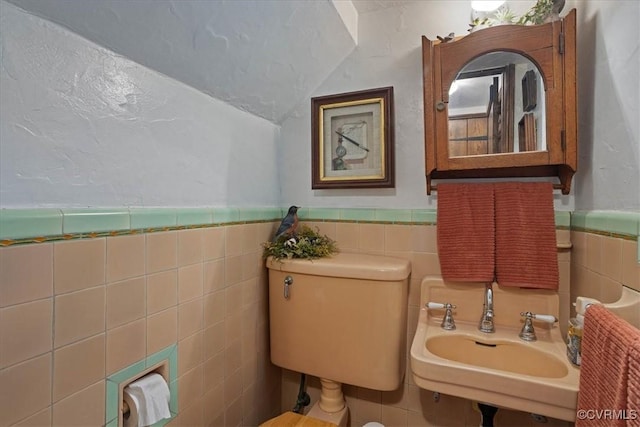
[491,6,517,25]
[262,225,338,261]
[517,0,556,25]
[469,0,561,32]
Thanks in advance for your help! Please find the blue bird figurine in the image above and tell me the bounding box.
[273,206,300,242]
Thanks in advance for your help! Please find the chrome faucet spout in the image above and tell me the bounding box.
[479,282,495,333]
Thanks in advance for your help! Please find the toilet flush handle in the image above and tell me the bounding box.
[284,276,293,299]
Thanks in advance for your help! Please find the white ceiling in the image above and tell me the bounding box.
[351,0,415,14]
[5,0,360,125]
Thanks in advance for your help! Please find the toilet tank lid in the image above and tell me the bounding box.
[266,252,411,281]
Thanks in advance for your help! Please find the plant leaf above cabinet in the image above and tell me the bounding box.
[422,9,577,195]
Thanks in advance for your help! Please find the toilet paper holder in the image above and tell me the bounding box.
[119,363,170,421]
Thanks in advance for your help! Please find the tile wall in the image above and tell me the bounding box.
[1,208,638,427]
[570,232,640,308]
[0,222,282,427]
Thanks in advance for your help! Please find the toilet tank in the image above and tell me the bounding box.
[266,253,411,391]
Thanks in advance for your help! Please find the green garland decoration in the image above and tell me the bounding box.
[262,225,338,261]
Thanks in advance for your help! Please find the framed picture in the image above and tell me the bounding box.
[521,69,537,112]
[518,112,537,152]
[311,87,394,189]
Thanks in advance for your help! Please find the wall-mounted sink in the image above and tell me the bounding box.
[426,333,568,378]
[411,277,580,422]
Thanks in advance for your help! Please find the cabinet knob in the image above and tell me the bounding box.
[436,101,445,112]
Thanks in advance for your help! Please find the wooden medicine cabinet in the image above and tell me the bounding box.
[423,9,577,194]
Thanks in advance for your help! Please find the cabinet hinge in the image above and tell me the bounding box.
[561,130,566,151]
[559,32,565,54]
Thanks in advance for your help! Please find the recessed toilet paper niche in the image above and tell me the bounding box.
[119,361,171,427]
[105,344,177,427]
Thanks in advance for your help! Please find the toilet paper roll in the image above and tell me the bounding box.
[122,392,139,427]
[123,373,171,427]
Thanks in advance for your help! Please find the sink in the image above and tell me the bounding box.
[426,334,568,378]
[411,277,580,422]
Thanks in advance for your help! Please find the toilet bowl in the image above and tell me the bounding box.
[264,253,411,426]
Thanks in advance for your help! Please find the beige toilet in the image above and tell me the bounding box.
[265,252,411,426]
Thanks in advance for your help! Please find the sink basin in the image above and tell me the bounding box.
[411,277,580,422]
[426,334,568,378]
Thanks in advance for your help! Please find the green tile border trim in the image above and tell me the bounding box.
[554,211,571,228]
[0,209,63,240]
[105,344,178,426]
[61,209,131,234]
[2,207,638,245]
[571,211,639,239]
[302,208,437,224]
[130,208,178,230]
[304,208,572,227]
[0,207,286,244]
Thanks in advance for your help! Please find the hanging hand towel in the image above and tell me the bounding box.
[628,339,640,424]
[576,304,640,427]
[494,182,558,289]
[437,183,495,282]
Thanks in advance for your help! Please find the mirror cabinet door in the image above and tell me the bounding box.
[433,22,563,172]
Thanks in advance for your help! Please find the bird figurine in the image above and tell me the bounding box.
[545,0,565,22]
[273,205,300,242]
[551,0,565,15]
[437,32,455,43]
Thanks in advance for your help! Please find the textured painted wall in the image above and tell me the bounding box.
[0,1,280,208]
[278,1,578,210]
[2,0,636,211]
[4,0,356,124]
[571,0,640,211]
[277,2,455,209]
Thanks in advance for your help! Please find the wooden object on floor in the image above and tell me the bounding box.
[260,412,338,427]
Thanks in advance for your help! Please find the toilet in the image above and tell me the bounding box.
[264,252,411,426]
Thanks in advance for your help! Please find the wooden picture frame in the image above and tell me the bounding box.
[518,112,537,152]
[311,87,394,189]
[521,69,537,112]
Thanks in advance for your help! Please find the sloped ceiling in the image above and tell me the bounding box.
[351,0,414,14]
[5,0,360,124]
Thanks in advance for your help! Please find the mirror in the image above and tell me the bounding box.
[422,9,577,195]
[448,52,546,157]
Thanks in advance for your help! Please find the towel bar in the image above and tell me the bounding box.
[429,183,564,192]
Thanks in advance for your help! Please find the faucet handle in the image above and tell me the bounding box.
[520,312,557,323]
[426,302,456,310]
[426,302,457,330]
[519,312,557,341]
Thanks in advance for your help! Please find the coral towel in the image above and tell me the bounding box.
[628,339,640,425]
[494,182,559,289]
[437,183,495,282]
[577,304,640,426]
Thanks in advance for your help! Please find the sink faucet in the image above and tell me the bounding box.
[479,282,495,333]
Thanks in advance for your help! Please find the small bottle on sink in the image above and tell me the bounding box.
[567,314,584,366]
